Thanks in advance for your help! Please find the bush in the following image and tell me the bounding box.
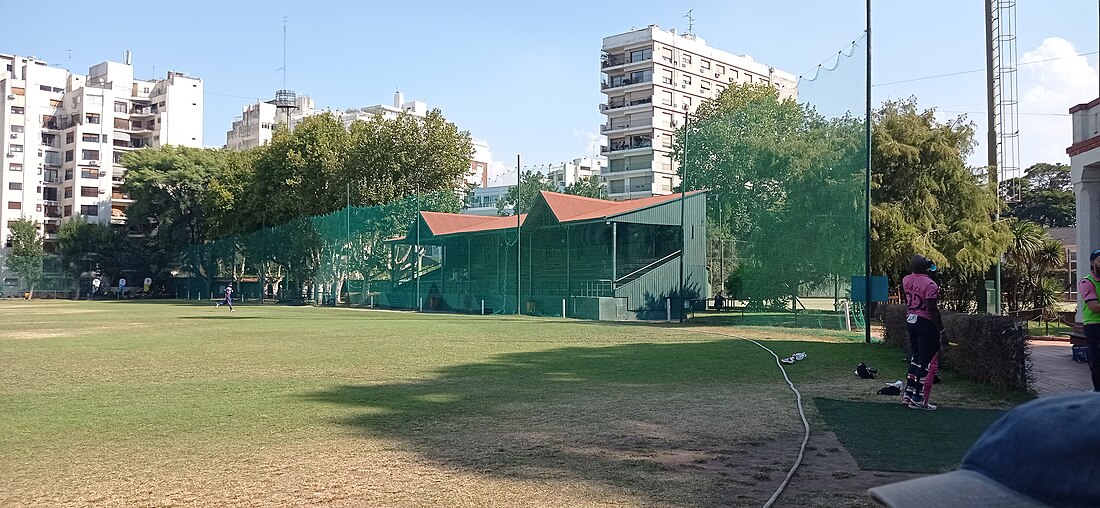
[877,304,1032,391]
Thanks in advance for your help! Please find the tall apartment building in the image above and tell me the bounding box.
[600,25,796,199]
[1,52,202,255]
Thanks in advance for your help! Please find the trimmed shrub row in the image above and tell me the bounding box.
[877,304,1032,391]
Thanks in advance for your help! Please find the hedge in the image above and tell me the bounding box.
[877,304,1032,391]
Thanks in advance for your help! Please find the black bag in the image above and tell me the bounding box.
[855,362,877,379]
[878,385,902,396]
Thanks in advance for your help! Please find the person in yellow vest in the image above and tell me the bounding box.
[1079,249,1100,391]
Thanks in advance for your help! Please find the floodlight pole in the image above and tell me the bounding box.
[416,179,421,312]
[864,0,873,343]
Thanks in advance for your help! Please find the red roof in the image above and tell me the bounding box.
[420,211,526,237]
[539,190,704,223]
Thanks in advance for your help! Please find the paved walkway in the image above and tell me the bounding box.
[1029,340,1094,395]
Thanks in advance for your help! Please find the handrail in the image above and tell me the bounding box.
[615,250,680,284]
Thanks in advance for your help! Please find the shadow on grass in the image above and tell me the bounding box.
[177,316,266,320]
[302,339,814,507]
[814,397,1004,473]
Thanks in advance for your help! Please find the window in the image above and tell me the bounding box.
[41,115,57,129]
[39,85,52,92]
[82,133,99,143]
[81,150,100,161]
[80,205,98,216]
[659,46,673,63]
[49,99,62,108]
[114,101,127,113]
[85,113,100,124]
[42,134,57,147]
[42,187,56,200]
[112,151,123,164]
[8,182,22,191]
[145,120,155,129]
[81,169,100,179]
[7,202,21,210]
[11,87,24,96]
[63,205,72,217]
[81,186,98,197]
[64,169,73,181]
[64,187,73,198]
[65,132,74,144]
[87,95,103,106]
[700,80,711,93]
[683,96,693,108]
[65,150,74,162]
[661,69,674,85]
[682,54,692,65]
[11,125,23,133]
[8,163,22,172]
[10,144,23,153]
[716,64,725,75]
[701,59,711,70]
[682,75,692,86]
[44,152,61,166]
[114,118,128,129]
[11,106,24,114]
[630,48,652,63]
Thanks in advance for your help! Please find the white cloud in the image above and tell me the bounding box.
[573,129,605,159]
[1017,37,1098,168]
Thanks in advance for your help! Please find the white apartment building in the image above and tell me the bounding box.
[225,91,428,150]
[225,95,315,151]
[1,52,202,257]
[600,25,797,199]
[548,156,606,191]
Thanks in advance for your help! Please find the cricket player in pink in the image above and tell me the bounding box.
[901,255,944,410]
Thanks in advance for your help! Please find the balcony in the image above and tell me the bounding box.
[129,107,157,117]
[43,175,61,184]
[601,52,653,70]
[42,199,61,207]
[600,96,652,112]
[602,139,653,154]
[43,232,60,240]
[601,76,652,90]
[601,120,653,134]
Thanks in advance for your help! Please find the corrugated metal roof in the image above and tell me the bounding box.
[540,190,706,223]
[421,211,526,237]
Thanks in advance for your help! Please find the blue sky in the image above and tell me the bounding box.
[2,1,1097,184]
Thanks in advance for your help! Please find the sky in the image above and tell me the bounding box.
[2,1,1097,185]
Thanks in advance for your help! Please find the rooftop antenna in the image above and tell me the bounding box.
[684,9,695,35]
[274,15,297,128]
[66,49,72,61]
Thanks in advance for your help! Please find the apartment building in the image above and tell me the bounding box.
[225,95,315,151]
[547,157,606,191]
[225,91,427,150]
[600,25,796,199]
[0,52,202,255]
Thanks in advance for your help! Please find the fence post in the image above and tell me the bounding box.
[843,300,852,331]
[418,297,423,312]
[481,299,485,315]
[666,298,672,322]
[562,298,566,318]
[370,295,374,308]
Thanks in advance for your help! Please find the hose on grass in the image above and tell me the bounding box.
[712,331,810,508]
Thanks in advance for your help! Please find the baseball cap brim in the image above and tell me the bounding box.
[868,469,1048,508]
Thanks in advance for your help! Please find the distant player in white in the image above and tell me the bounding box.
[216,283,235,312]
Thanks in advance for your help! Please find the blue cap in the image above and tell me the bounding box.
[1090,249,1100,263]
[869,392,1100,507]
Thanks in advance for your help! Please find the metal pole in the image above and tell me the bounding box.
[985,0,1002,315]
[864,0,873,343]
[416,180,421,311]
[611,222,617,284]
[679,108,688,323]
[516,154,522,315]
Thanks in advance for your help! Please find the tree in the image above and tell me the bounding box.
[564,175,608,199]
[672,83,865,305]
[120,146,229,256]
[870,99,1012,310]
[497,171,555,216]
[1002,162,1074,227]
[5,218,44,298]
[58,217,115,297]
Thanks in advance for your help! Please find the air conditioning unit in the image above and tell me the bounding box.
[98,170,107,177]
[729,77,735,83]
[682,84,687,89]
[6,94,15,99]
[9,133,17,139]
[681,63,687,68]
[89,160,99,166]
[715,72,720,78]
[99,189,106,194]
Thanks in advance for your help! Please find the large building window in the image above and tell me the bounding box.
[8,182,22,191]
[9,144,23,153]
[65,150,74,162]
[81,186,98,197]
[8,163,22,172]
[82,133,99,143]
[7,201,21,210]
[81,168,101,179]
[80,205,99,216]
[11,125,23,133]
[85,113,100,124]
[64,187,73,198]
[81,150,100,161]
[11,106,24,114]
[114,101,127,113]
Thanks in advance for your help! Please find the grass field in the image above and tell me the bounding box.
[0,300,1029,507]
